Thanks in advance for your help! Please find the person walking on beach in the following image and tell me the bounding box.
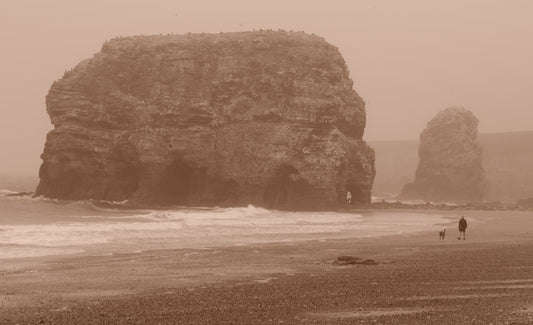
[458,216,467,240]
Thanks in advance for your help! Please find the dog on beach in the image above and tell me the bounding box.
[439,228,446,240]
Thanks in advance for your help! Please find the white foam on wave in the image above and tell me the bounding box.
[0,220,186,247]
[135,205,362,226]
[0,189,18,196]
[0,203,448,259]
[0,245,84,259]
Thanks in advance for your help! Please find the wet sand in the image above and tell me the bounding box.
[1,209,533,324]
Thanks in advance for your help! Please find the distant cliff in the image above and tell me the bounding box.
[399,107,485,203]
[36,31,375,209]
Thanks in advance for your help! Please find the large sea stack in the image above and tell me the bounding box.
[36,31,375,209]
[399,107,485,203]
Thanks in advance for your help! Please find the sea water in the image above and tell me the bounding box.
[0,191,449,260]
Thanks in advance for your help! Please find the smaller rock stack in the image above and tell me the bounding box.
[399,107,485,203]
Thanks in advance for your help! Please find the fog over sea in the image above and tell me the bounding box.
[0,187,450,260]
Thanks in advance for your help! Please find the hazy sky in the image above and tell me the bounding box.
[1,0,532,176]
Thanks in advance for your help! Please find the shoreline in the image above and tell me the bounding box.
[3,190,533,213]
[1,209,532,324]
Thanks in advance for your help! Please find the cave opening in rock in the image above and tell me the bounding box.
[109,141,141,200]
[158,157,201,205]
[263,164,309,209]
[344,184,364,205]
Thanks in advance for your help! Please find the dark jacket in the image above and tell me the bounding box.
[458,218,467,231]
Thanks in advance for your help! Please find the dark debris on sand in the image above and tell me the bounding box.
[333,256,379,266]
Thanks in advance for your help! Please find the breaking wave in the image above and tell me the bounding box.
[0,189,19,196]
[0,196,448,259]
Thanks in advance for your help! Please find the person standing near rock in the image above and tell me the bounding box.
[458,216,467,240]
[346,191,352,205]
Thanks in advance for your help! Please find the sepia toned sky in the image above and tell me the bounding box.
[1,0,532,176]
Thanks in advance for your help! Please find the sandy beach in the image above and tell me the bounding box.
[1,209,533,324]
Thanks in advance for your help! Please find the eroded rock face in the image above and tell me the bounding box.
[36,31,375,209]
[399,107,485,203]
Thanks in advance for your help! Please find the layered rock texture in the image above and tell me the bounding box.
[399,107,485,202]
[36,31,375,209]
